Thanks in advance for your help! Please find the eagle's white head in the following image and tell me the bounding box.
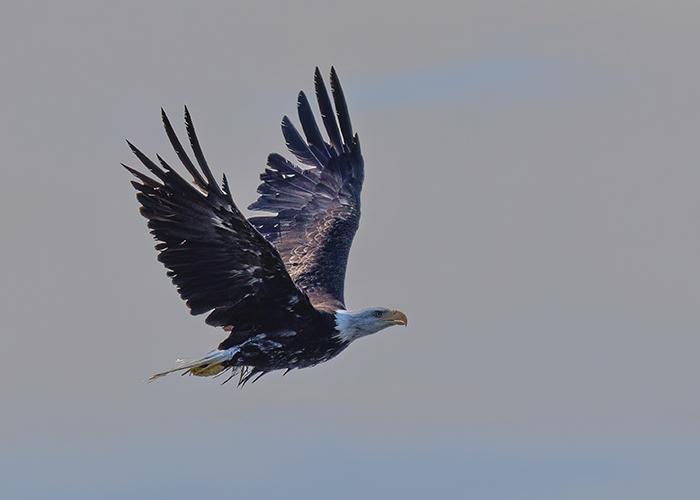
[334,307,408,343]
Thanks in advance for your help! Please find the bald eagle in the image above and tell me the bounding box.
[124,68,407,385]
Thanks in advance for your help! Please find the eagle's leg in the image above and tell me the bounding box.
[148,347,240,381]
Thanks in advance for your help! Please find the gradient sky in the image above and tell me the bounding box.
[2,1,700,498]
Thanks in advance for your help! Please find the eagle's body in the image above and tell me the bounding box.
[124,68,406,385]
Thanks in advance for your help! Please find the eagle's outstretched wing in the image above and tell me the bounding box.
[124,108,315,333]
[248,67,364,310]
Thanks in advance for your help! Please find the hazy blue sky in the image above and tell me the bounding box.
[2,1,700,498]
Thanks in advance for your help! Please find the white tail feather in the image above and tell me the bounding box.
[148,348,239,382]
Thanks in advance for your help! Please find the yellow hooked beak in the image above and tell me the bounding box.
[386,310,408,326]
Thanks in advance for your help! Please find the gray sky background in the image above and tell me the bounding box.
[2,1,700,498]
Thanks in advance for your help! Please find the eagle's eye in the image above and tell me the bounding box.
[373,310,383,318]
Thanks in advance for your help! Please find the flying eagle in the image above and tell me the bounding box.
[124,68,407,385]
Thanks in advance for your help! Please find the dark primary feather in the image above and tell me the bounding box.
[330,66,354,151]
[314,67,343,155]
[184,106,223,196]
[248,66,364,309]
[123,110,317,340]
[297,91,331,164]
[281,116,321,168]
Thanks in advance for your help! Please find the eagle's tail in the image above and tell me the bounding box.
[148,347,239,382]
